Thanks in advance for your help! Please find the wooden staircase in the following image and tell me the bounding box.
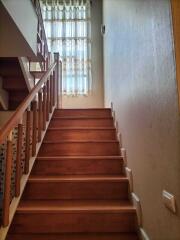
[0,58,29,110]
[7,109,139,240]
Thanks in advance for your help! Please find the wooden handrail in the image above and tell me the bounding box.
[0,62,56,143]
[0,53,61,233]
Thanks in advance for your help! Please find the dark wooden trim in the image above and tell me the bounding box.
[171,0,180,109]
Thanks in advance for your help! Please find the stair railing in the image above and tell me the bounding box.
[32,0,49,69]
[0,53,61,237]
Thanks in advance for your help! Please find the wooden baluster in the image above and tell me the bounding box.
[53,71,56,106]
[46,79,50,121]
[59,60,62,108]
[15,120,23,197]
[50,74,53,113]
[38,91,43,142]
[54,53,60,108]
[2,131,13,227]
[25,107,31,174]
[43,84,47,130]
[32,100,37,157]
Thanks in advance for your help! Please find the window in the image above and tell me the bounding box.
[41,0,92,96]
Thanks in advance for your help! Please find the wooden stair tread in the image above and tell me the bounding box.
[43,140,119,143]
[55,108,111,110]
[52,116,113,119]
[47,127,116,130]
[36,156,123,160]
[7,108,139,238]
[17,200,135,213]
[28,175,127,182]
[6,233,139,240]
[32,156,124,176]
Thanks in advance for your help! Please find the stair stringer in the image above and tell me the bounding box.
[18,57,34,91]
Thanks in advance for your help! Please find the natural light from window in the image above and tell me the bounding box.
[41,0,92,96]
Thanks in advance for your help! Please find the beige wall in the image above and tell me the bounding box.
[0,111,14,128]
[62,0,104,108]
[103,0,180,239]
[1,0,37,54]
[0,1,37,59]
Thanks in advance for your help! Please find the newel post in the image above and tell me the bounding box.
[54,52,61,109]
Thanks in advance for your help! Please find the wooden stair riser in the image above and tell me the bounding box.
[0,64,22,76]
[22,180,129,200]
[0,58,29,109]
[31,157,124,176]
[6,233,139,240]
[53,109,112,118]
[38,142,120,156]
[49,118,115,128]
[9,212,137,233]
[3,77,27,90]
[44,129,117,141]
[9,90,29,110]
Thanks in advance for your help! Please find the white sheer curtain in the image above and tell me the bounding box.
[41,0,92,96]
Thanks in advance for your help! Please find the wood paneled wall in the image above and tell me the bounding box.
[171,0,180,108]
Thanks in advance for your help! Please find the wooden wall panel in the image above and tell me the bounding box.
[171,0,180,108]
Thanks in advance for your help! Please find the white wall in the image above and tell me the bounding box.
[62,0,104,108]
[103,0,180,239]
[1,0,38,54]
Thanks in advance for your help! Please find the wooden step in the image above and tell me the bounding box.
[22,176,129,200]
[9,200,138,234]
[44,128,117,141]
[7,233,139,240]
[53,109,112,118]
[7,108,139,239]
[31,156,124,176]
[38,141,120,156]
[49,117,115,128]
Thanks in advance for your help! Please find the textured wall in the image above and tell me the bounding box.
[63,0,104,108]
[0,1,37,58]
[1,0,38,54]
[171,0,180,108]
[103,0,180,239]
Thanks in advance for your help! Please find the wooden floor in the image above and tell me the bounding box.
[7,109,139,240]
